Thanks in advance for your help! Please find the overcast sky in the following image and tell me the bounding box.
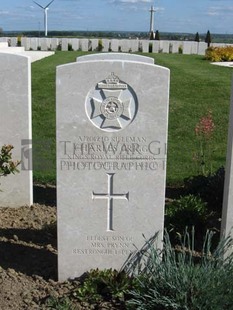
[0,0,232,34]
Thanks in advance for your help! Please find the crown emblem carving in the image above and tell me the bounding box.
[98,72,128,90]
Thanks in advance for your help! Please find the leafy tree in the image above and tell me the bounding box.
[195,32,200,42]
[155,30,160,40]
[205,30,212,47]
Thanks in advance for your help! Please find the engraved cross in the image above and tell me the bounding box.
[92,173,129,231]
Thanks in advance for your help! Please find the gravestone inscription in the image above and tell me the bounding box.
[57,55,170,281]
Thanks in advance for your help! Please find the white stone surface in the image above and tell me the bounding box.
[198,42,207,55]
[90,39,98,51]
[0,53,33,207]
[221,81,233,240]
[30,38,39,51]
[120,40,130,52]
[152,41,159,53]
[102,39,109,52]
[76,53,154,64]
[51,38,59,50]
[41,38,50,51]
[110,39,119,52]
[160,41,170,53]
[70,39,79,51]
[171,41,182,53]
[183,41,192,54]
[130,40,139,52]
[21,37,30,51]
[62,38,68,51]
[10,37,18,47]
[0,42,8,48]
[141,40,149,53]
[80,39,89,52]
[57,56,170,281]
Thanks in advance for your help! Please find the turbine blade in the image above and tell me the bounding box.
[45,0,55,8]
[33,1,44,9]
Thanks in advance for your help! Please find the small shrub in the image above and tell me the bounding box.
[68,43,73,51]
[149,43,152,53]
[97,39,103,52]
[71,268,136,305]
[178,45,183,54]
[44,296,74,310]
[127,230,233,310]
[205,46,233,62]
[165,195,208,244]
[0,145,20,177]
[17,36,21,47]
[184,166,225,216]
[56,42,62,51]
[37,46,41,51]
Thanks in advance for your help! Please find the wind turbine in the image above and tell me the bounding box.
[33,0,55,37]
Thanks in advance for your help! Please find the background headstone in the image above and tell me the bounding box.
[102,39,109,52]
[221,80,233,241]
[152,41,159,53]
[30,38,39,51]
[80,39,89,52]
[76,53,154,64]
[141,40,149,53]
[51,38,59,50]
[57,55,170,281]
[62,38,68,51]
[110,39,119,52]
[90,39,98,51]
[71,39,80,51]
[0,53,33,207]
[198,42,207,55]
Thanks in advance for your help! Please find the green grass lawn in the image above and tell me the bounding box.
[32,52,233,185]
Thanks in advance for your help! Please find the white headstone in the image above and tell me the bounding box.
[62,38,68,51]
[41,38,49,51]
[152,41,159,53]
[160,41,170,53]
[198,42,207,55]
[171,41,181,53]
[130,40,139,52]
[76,53,154,64]
[10,37,18,47]
[221,81,233,241]
[111,39,119,52]
[51,38,59,50]
[0,53,33,207]
[57,54,170,281]
[21,37,30,51]
[91,39,98,51]
[183,41,198,55]
[30,38,39,51]
[141,40,149,53]
[102,39,110,52]
[80,39,89,52]
[120,40,130,52]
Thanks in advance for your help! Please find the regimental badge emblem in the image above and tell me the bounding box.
[85,73,138,132]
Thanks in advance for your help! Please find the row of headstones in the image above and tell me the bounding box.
[2,36,229,55]
[1,50,233,281]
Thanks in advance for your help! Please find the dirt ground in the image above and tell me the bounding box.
[0,185,120,310]
[0,185,182,310]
